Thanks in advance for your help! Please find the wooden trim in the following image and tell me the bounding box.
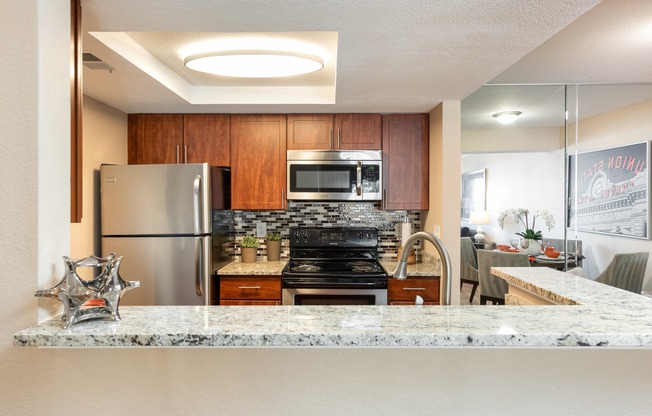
[70,0,83,223]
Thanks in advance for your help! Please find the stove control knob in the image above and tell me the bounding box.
[357,231,372,241]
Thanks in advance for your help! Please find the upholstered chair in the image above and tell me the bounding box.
[594,252,649,294]
[460,237,479,303]
[478,249,531,305]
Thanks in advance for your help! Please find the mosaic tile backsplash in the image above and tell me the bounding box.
[217,202,421,261]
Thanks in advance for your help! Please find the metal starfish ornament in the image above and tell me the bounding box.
[35,253,140,328]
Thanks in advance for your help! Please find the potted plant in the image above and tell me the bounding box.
[265,232,282,261]
[498,208,555,255]
[240,235,259,263]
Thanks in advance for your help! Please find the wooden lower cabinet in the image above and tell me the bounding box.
[388,276,439,305]
[219,276,281,305]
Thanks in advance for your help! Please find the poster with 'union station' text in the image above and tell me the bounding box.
[568,141,650,239]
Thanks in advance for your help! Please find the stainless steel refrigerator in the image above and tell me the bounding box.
[100,163,231,306]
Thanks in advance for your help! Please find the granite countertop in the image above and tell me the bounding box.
[15,266,652,349]
[216,258,440,277]
[216,259,288,275]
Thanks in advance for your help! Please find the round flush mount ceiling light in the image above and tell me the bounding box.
[184,50,324,78]
[492,111,522,124]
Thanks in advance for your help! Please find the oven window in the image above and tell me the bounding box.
[290,165,356,193]
[294,294,377,305]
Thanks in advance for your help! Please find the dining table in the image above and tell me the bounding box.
[495,247,581,271]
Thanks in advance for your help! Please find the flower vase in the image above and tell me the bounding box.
[520,239,542,256]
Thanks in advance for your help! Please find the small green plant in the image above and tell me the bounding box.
[265,232,282,241]
[241,235,259,248]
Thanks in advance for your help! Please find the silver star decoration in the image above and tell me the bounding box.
[35,253,140,329]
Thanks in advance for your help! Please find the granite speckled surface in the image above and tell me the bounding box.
[15,266,652,349]
[216,259,287,275]
[215,259,440,277]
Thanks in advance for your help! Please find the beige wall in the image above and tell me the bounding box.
[70,97,128,258]
[426,102,462,305]
[2,2,652,415]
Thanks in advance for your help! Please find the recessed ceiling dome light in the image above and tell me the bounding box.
[184,50,324,78]
[492,111,522,124]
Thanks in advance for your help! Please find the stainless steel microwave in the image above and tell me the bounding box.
[287,150,382,201]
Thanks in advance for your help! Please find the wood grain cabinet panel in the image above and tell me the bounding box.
[335,113,382,150]
[219,276,281,305]
[183,114,230,166]
[382,114,429,210]
[230,114,287,210]
[388,277,439,305]
[128,113,230,166]
[287,114,334,150]
[128,114,184,164]
[287,114,382,150]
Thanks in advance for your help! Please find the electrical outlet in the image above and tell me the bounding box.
[256,222,267,238]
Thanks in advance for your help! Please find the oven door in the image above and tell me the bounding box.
[282,288,387,305]
[287,159,382,201]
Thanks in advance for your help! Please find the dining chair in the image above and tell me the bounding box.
[542,238,583,267]
[594,252,649,294]
[460,237,479,303]
[478,249,531,305]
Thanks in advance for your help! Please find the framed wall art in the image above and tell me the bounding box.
[567,141,650,239]
[461,169,486,221]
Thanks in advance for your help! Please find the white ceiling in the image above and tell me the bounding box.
[81,0,652,126]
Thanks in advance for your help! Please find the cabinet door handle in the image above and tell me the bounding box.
[281,188,285,209]
[337,129,341,149]
[403,287,426,291]
[238,286,262,290]
[184,145,188,163]
[176,145,180,164]
[329,130,333,149]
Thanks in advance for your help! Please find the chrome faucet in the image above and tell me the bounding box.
[392,231,452,306]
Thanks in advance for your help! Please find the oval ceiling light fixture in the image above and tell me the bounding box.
[492,111,522,124]
[184,50,324,78]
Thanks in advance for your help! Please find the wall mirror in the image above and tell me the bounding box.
[461,83,652,290]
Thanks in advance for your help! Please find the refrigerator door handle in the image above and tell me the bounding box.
[193,175,202,235]
[195,237,203,297]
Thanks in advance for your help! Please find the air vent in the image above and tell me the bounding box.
[82,52,117,71]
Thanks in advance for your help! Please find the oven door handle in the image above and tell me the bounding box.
[282,280,387,288]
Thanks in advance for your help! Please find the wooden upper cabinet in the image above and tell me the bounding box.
[128,113,230,166]
[183,114,230,166]
[230,114,287,210]
[287,114,334,150]
[335,113,382,150]
[128,114,183,164]
[382,114,429,210]
[287,113,381,150]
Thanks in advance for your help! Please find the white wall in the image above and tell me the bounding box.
[462,151,566,244]
[2,2,652,415]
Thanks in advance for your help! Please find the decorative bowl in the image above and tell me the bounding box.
[547,251,561,258]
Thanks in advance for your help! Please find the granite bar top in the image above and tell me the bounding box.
[15,267,652,348]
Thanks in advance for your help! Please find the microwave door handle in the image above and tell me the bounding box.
[356,161,362,196]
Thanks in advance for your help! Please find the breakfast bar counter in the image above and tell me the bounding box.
[14,267,652,348]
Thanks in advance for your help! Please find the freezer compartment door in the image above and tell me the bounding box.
[101,163,212,236]
[102,236,212,306]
